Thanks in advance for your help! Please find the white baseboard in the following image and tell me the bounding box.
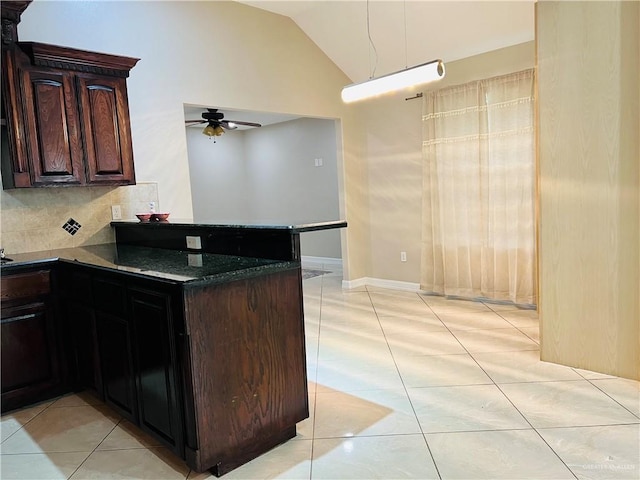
[342,276,422,292]
[341,277,368,289]
[301,256,342,269]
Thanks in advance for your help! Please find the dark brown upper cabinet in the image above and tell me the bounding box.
[1,2,139,188]
[76,73,136,185]
[19,65,85,185]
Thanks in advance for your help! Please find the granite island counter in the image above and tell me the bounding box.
[1,243,298,285]
[1,220,347,476]
[110,218,348,261]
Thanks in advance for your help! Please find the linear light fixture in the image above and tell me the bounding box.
[341,59,445,103]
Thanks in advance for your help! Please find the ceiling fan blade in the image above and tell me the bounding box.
[226,120,262,128]
[185,119,206,125]
[220,121,238,130]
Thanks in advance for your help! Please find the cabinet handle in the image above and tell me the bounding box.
[1,313,38,324]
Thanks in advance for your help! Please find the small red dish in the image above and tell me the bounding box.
[152,213,170,221]
[136,213,152,222]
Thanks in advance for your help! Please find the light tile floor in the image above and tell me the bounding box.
[2,268,639,479]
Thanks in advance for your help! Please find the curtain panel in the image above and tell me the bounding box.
[420,69,536,305]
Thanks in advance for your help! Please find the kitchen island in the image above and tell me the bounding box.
[0,220,347,476]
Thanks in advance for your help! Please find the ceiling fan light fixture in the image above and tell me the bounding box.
[202,124,216,137]
[341,59,445,103]
[202,123,225,137]
[225,122,238,130]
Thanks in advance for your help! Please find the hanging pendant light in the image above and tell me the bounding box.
[341,60,445,103]
[342,0,445,103]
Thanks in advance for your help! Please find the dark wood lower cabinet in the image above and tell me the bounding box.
[0,301,61,409]
[3,263,307,476]
[129,287,183,454]
[59,267,184,456]
[180,269,308,476]
[0,268,64,411]
[96,310,138,423]
[67,301,102,396]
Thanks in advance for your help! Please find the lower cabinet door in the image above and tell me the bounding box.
[96,311,137,422]
[68,302,102,397]
[129,287,183,454]
[1,301,61,411]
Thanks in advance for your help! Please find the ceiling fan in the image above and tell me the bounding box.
[185,108,262,137]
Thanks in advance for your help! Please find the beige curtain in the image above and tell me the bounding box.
[421,69,536,305]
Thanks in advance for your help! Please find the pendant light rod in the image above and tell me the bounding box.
[366,0,377,79]
[341,59,445,103]
[403,0,408,69]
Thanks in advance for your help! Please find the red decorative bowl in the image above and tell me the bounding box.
[152,213,170,221]
[135,213,152,222]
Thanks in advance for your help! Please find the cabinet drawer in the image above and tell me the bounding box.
[1,270,50,302]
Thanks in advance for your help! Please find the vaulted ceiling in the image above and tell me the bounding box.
[237,1,535,83]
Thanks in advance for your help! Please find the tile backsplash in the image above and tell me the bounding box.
[0,182,159,254]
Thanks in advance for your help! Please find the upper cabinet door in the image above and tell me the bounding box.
[77,74,135,185]
[20,68,84,185]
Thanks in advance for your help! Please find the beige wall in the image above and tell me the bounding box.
[2,0,371,278]
[0,2,534,281]
[357,42,535,284]
[537,2,640,380]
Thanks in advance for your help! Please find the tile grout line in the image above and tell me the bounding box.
[304,269,331,480]
[0,398,55,446]
[66,414,124,479]
[492,307,541,345]
[366,286,444,480]
[417,295,580,480]
[583,378,640,420]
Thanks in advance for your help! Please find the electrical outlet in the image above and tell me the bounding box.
[186,236,202,249]
[149,201,156,213]
[111,205,122,220]
[400,251,407,262]
[188,254,203,267]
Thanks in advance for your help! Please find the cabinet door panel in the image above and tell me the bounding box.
[130,288,182,453]
[77,75,135,185]
[93,276,126,317]
[68,302,102,396]
[20,69,84,185]
[1,300,62,411]
[96,311,137,422]
[1,304,53,390]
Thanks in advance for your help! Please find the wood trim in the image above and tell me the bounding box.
[2,47,30,187]
[0,1,31,45]
[18,42,139,78]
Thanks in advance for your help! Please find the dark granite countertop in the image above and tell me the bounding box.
[110,219,347,233]
[0,244,297,286]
